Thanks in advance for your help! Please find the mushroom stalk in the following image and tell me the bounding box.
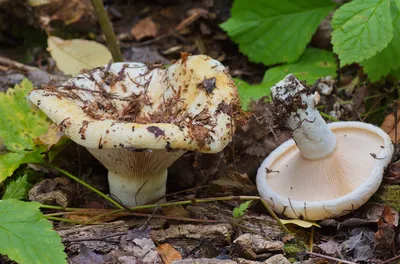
[271,74,336,160]
[87,148,185,206]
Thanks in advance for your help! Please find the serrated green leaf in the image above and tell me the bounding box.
[233,200,252,218]
[263,48,337,88]
[234,79,270,111]
[0,80,49,182]
[3,174,29,200]
[221,0,335,65]
[361,0,400,81]
[0,199,67,264]
[332,0,393,66]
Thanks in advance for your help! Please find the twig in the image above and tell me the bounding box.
[307,252,357,264]
[90,0,123,62]
[40,195,289,233]
[46,216,83,224]
[42,163,124,210]
[382,254,400,264]
[63,232,127,243]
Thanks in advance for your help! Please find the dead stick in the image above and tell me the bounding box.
[307,252,357,264]
[381,254,400,264]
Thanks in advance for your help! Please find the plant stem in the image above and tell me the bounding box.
[46,216,82,224]
[90,0,123,62]
[40,204,80,211]
[43,163,124,210]
[320,111,339,122]
[260,198,290,233]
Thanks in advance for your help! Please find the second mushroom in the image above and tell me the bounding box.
[29,55,239,206]
[257,74,394,220]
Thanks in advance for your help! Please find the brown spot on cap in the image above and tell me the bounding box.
[197,77,216,94]
[147,126,165,138]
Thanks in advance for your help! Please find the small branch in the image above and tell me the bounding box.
[42,163,124,210]
[46,216,83,224]
[90,0,123,62]
[382,254,400,264]
[307,252,357,264]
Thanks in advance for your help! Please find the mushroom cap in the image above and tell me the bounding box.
[256,121,394,220]
[28,55,239,153]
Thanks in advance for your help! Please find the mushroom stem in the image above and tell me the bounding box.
[87,148,185,206]
[108,170,167,206]
[271,74,337,160]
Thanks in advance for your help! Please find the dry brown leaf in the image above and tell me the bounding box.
[380,108,400,143]
[64,209,128,224]
[32,0,95,28]
[35,123,63,150]
[131,17,158,41]
[156,243,182,264]
[162,205,190,218]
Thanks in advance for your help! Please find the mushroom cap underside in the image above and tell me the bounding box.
[256,122,394,220]
[28,55,239,153]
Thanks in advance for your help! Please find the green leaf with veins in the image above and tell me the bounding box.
[263,48,337,89]
[361,0,400,81]
[220,0,335,65]
[234,79,270,111]
[0,79,49,181]
[3,174,29,200]
[236,48,337,110]
[332,0,393,66]
[0,199,67,264]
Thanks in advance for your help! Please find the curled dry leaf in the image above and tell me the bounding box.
[130,17,158,41]
[381,108,400,143]
[47,36,112,76]
[35,123,63,150]
[156,243,182,264]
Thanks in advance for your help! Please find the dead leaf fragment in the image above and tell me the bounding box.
[381,108,400,143]
[131,17,158,41]
[157,243,182,264]
[47,36,112,76]
[35,123,63,150]
[71,244,111,264]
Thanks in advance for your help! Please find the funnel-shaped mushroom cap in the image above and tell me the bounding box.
[257,122,393,220]
[256,74,394,220]
[28,55,238,153]
[28,55,239,206]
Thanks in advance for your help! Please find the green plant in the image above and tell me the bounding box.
[232,200,253,217]
[222,0,400,108]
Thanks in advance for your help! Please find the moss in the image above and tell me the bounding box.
[375,184,400,211]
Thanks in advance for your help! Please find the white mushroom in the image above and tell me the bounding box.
[256,74,394,220]
[29,55,239,206]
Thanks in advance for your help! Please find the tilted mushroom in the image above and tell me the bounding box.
[29,55,239,206]
[256,74,394,220]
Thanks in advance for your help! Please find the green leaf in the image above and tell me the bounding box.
[234,79,270,111]
[221,0,335,65]
[361,0,400,81]
[233,200,253,218]
[332,0,393,66]
[263,48,337,89]
[0,80,49,181]
[0,199,67,264]
[3,174,29,200]
[0,79,48,152]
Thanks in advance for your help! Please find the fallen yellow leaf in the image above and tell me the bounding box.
[47,36,112,76]
[280,219,320,228]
